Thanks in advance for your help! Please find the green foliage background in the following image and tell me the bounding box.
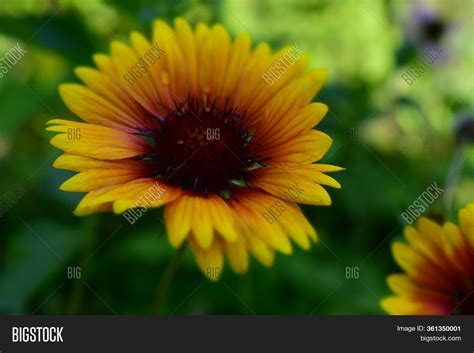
[0,0,473,314]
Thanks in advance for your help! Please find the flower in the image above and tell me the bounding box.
[46,18,341,280]
[381,204,474,314]
[410,5,448,45]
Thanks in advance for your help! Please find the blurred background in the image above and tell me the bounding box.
[0,0,473,315]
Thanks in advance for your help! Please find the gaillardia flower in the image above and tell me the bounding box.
[46,18,341,279]
[381,204,474,314]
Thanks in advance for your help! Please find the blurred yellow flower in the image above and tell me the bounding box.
[46,18,341,280]
[382,203,474,314]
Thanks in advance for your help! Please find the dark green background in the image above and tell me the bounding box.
[0,0,472,314]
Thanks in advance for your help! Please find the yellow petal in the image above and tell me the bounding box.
[174,18,198,95]
[387,274,447,299]
[46,119,150,159]
[442,221,472,272]
[152,20,187,100]
[243,230,275,267]
[223,236,249,274]
[381,296,448,315]
[232,194,293,254]
[73,68,146,128]
[164,196,192,247]
[459,203,474,248]
[252,171,332,206]
[276,201,313,249]
[74,179,177,216]
[219,32,252,103]
[256,70,328,140]
[188,237,223,281]
[110,40,162,116]
[191,196,214,249]
[403,225,442,267]
[60,169,147,192]
[53,154,146,172]
[207,195,238,242]
[259,130,333,165]
[391,242,449,288]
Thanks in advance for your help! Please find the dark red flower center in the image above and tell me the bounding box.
[137,97,268,197]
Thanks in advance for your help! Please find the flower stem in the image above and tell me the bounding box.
[153,244,186,314]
